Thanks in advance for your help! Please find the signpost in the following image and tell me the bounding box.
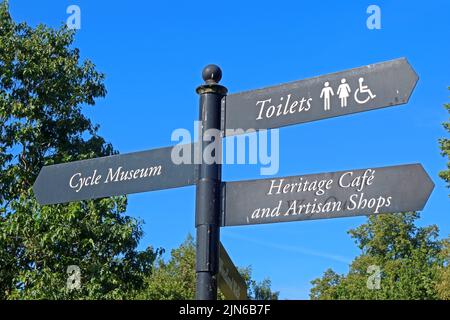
[194,66,227,300]
[224,58,418,134]
[32,59,433,301]
[218,242,248,300]
[221,164,434,227]
[33,145,196,205]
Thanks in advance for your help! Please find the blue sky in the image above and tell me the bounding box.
[9,0,450,299]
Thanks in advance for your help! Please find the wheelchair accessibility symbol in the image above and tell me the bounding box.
[354,77,376,104]
[320,77,377,111]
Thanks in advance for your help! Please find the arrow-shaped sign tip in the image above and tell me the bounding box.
[401,57,419,104]
[32,167,52,206]
[417,163,435,208]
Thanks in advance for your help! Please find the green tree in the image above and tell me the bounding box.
[436,238,450,299]
[239,266,279,300]
[439,87,450,190]
[0,1,158,299]
[436,88,450,298]
[310,212,448,300]
[136,236,196,300]
[135,235,279,300]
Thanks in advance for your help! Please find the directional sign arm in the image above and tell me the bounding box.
[222,164,434,227]
[218,242,248,300]
[224,58,418,134]
[33,144,197,205]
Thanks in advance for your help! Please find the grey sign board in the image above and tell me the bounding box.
[218,242,248,300]
[221,164,434,227]
[33,145,196,205]
[224,58,418,134]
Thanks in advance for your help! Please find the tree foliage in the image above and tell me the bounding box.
[439,87,450,191]
[134,235,279,300]
[436,88,450,297]
[310,213,449,300]
[0,1,158,299]
[239,267,280,300]
[436,238,450,299]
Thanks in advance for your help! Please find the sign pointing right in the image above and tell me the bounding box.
[221,164,434,227]
[224,58,418,134]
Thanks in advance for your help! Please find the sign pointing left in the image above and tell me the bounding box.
[33,145,196,205]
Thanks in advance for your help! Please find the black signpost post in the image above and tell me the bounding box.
[32,58,433,301]
[194,66,228,300]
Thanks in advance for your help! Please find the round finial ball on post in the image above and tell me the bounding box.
[202,64,222,84]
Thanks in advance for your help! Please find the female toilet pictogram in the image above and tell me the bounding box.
[337,78,351,107]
